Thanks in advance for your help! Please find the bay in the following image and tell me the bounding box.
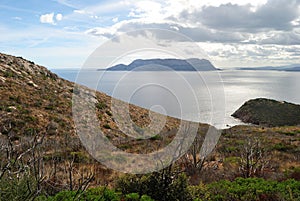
[52,69,300,128]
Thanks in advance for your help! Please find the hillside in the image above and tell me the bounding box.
[104,58,219,71]
[0,53,299,200]
[0,52,182,141]
[0,52,186,186]
[232,98,300,126]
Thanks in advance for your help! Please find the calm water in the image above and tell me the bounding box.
[52,69,300,128]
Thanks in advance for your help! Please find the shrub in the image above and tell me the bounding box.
[125,193,140,201]
[0,175,37,201]
[273,143,292,152]
[103,124,111,129]
[149,134,162,141]
[96,102,107,110]
[203,178,300,201]
[140,195,154,201]
[116,171,192,201]
[37,187,120,201]
[124,193,154,201]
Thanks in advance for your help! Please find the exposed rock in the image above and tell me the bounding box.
[27,80,38,88]
[8,106,17,110]
[0,76,6,83]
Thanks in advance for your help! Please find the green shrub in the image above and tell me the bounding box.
[188,183,210,200]
[140,195,154,201]
[149,134,162,141]
[203,178,300,201]
[116,171,192,201]
[37,187,120,201]
[125,193,140,201]
[0,175,37,201]
[273,143,293,152]
[124,193,154,201]
[96,102,107,110]
[103,124,111,129]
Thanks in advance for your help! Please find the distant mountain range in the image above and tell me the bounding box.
[237,64,300,72]
[103,58,219,71]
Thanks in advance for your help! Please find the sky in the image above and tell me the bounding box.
[1,0,300,68]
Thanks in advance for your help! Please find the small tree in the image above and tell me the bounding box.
[238,137,269,178]
[0,123,46,200]
[181,126,220,176]
[181,133,205,175]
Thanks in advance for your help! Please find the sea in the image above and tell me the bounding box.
[51,69,300,129]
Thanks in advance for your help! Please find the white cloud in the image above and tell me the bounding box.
[13,16,22,20]
[128,1,163,18]
[55,0,78,8]
[40,13,55,25]
[40,13,63,25]
[74,9,87,14]
[56,13,63,21]
[112,17,119,23]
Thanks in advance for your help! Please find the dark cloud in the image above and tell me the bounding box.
[87,21,250,43]
[198,0,300,32]
[87,20,300,45]
[87,0,300,47]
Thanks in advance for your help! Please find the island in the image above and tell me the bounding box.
[238,65,300,72]
[101,58,219,71]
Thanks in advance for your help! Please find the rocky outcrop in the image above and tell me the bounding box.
[232,98,300,127]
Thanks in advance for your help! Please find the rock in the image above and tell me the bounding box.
[47,121,59,135]
[27,80,38,88]
[8,106,17,110]
[0,76,6,83]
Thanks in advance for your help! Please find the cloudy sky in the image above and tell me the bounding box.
[1,0,300,68]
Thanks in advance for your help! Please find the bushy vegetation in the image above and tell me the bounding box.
[33,177,300,201]
[36,187,120,201]
[36,187,155,201]
[0,175,38,201]
[194,178,300,201]
[116,169,191,201]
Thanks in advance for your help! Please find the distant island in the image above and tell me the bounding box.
[232,98,300,127]
[101,58,219,71]
[237,64,300,72]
